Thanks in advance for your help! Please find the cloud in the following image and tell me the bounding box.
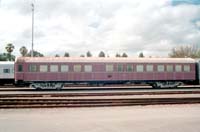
[0,0,200,57]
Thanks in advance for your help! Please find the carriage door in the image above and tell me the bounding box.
[16,64,24,82]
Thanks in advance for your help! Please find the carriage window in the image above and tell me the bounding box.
[18,65,23,72]
[84,65,92,72]
[175,65,182,72]
[3,69,10,73]
[157,65,164,72]
[146,65,153,72]
[61,65,69,72]
[74,65,81,72]
[50,65,58,72]
[127,64,133,72]
[136,65,144,72]
[167,65,173,72]
[183,65,190,72]
[29,65,37,72]
[106,64,114,72]
[117,64,123,72]
[40,65,48,72]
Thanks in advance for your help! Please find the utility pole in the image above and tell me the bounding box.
[31,2,34,57]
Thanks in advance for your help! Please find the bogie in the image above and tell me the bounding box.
[151,81,183,88]
[30,83,64,90]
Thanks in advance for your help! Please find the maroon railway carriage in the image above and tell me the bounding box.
[15,57,196,89]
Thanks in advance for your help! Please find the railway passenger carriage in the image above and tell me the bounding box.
[197,59,200,84]
[0,61,14,85]
[15,57,197,89]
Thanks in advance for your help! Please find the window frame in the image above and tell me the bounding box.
[3,68,10,74]
[61,65,69,72]
[183,65,190,72]
[166,65,173,72]
[175,65,182,72]
[157,65,165,72]
[29,64,37,72]
[136,64,144,72]
[39,65,48,72]
[146,64,153,72]
[126,64,133,72]
[18,64,23,72]
[106,64,114,72]
[117,64,123,72]
[84,65,92,72]
[50,65,59,72]
[74,65,82,72]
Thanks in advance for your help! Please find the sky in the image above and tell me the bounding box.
[0,0,200,57]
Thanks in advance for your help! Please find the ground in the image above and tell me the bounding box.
[0,104,200,132]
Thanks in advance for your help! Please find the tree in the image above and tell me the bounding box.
[64,52,70,57]
[98,51,105,57]
[80,54,85,57]
[122,53,128,57]
[19,46,28,57]
[5,43,15,61]
[55,54,60,57]
[198,50,200,57]
[86,51,92,57]
[169,45,200,58]
[0,53,7,61]
[5,43,14,53]
[115,53,121,57]
[139,52,144,58]
[27,50,44,57]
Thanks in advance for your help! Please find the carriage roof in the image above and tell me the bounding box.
[15,57,195,64]
[0,61,14,65]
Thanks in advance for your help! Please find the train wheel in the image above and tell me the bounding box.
[151,83,159,88]
[56,84,64,90]
[30,84,41,90]
[35,87,42,90]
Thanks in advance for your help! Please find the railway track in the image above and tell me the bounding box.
[0,88,200,108]
[1,97,200,108]
[0,85,200,92]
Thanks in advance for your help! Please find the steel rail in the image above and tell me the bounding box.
[0,97,200,108]
[0,85,200,91]
[0,90,200,98]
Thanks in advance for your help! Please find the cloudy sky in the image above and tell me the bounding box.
[0,0,200,57]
